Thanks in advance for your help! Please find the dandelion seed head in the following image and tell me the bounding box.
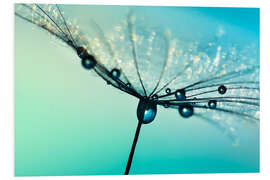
[15,4,260,145]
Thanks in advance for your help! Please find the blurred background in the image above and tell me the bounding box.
[14,4,259,176]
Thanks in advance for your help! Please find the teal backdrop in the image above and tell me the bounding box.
[15,5,259,176]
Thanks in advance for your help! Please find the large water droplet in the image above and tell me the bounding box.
[178,104,194,118]
[175,89,186,100]
[137,99,157,124]
[81,57,96,70]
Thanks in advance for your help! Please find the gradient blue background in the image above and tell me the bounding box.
[15,5,259,176]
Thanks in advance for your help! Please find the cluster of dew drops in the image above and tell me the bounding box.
[15,4,260,144]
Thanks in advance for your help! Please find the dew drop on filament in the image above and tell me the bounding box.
[218,85,227,95]
[111,68,121,79]
[178,104,194,118]
[165,88,171,94]
[208,100,217,109]
[81,56,96,70]
[175,89,186,100]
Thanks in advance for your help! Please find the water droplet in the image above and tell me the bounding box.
[165,88,171,94]
[208,100,217,109]
[137,99,157,124]
[111,68,121,79]
[175,89,186,100]
[126,83,131,88]
[178,104,194,118]
[78,47,96,70]
[218,85,227,94]
[81,56,96,70]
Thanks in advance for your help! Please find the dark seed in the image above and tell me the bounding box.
[163,103,170,108]
[77,47,90,59]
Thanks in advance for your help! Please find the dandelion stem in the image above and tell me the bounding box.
[125,121,142,175]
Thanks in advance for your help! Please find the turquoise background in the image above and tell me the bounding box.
[15,5,259,176]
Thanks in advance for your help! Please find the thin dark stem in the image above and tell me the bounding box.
[125,121,142,175]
